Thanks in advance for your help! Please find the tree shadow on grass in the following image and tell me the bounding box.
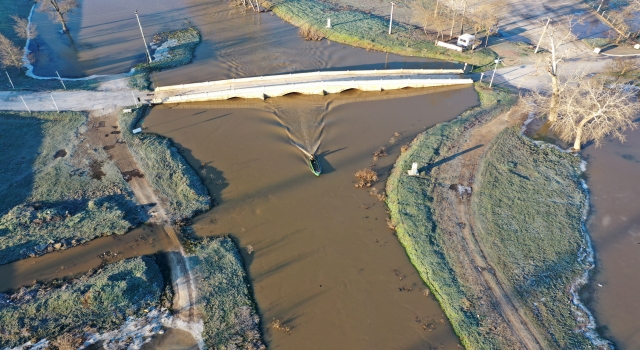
[419,144,484,173]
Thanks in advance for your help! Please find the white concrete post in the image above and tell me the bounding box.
[327,18,331,28]
[489,58,500,87]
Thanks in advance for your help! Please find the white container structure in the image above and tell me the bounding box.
[457,34,476,48]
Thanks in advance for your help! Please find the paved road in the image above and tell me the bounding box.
[0,90,150,113]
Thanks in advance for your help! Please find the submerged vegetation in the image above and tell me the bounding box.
[0,111,138,264]
[119,107,211,221]
[129,27,202,90]
[265,0,497,66]
[0,257,164,348]
[189,237,265,349]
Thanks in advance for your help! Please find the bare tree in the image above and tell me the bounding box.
[11,15,39,49]
[526,76,640,150]
[537,16,581,123]
[0,34,23,69]
[605,57,640,78]
[38,0,79,33]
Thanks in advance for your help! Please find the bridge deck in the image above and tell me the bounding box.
[151,69,472,104]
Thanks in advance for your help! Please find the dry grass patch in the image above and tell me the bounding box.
[354,168,378,188]
[298,24,324,41]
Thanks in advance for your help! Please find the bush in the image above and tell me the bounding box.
[354,168,378,188]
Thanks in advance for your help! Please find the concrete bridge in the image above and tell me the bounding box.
[151,69,473,104]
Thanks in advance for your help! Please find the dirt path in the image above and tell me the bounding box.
[93,111,203,348]
[431,108,546,349]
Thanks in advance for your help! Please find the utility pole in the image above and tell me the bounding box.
[135,10,152,63]
[55,71,66,89]
[20,96,31,114]
[489,58,501,87]
[5,71,15,89]
[534,18,551,54]
[459,0,467,36]
[388,2,396,35]
[51,92,59,113]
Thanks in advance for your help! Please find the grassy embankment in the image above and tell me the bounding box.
[387,84,603,348]
[0,256,164,348]
[474,128,600,349]
[386,84,516,348]
[0,0,100,91]
[129,27,201,90]
[119,107,211,221]
[189,237,265,349]
[265,0,497,66]
[0,111,139,264]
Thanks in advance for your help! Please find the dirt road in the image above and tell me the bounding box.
[430,107,546,349]
[93,111,203,348]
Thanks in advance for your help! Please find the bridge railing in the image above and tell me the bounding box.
[153,78,473,104]
[154,69,464,92]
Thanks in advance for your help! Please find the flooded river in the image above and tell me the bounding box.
[18,0,640,348]
[144,86,477,349]
[581,128,640,349]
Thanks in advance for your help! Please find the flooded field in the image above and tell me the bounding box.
[144,86,477,349]
[0,225,174,293]
[31,0,454,81]
[581,128,640,348]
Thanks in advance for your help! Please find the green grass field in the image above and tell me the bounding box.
[386,83,604,348]
[474,128,599,349]
[189,237,265,349]
[0,111,138,265]
[0,256,164,348]
[386,84,516,348]
[120,107,211,221]
[267,0,497,66]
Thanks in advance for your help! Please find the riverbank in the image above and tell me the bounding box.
[0,110,139,264]
[189,236,265,349]
[0,256,165,348]
[386,83,608,348]
[265,0,497,66]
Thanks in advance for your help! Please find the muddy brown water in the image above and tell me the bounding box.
[31,0,456,80]
[143,86,477,349]
[579,127,640,349]
[0,225,174,293]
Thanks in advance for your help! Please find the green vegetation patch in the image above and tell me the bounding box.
[0,111,138,265]
[189,237,265,349]
[0,256,164,348]
[474,128,596,348]
[386,84,517,348]
[129,27,202,90]
[582,37,612,48]
[120,107,211,220]
[267,0,497,66]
